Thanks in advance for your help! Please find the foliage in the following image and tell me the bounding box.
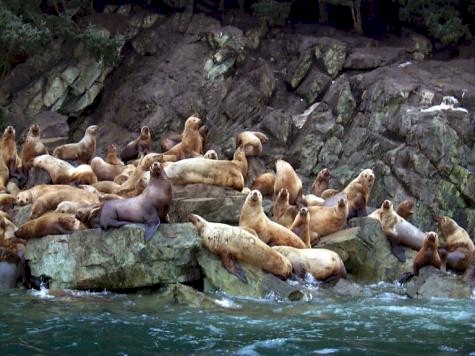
[399,0,471,45]
[251,0,292,26]
[0,0,124,76]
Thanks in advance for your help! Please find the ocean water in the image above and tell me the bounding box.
[0,284,474,354]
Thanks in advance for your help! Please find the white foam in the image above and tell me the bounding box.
[420,96,468,113]
[237,338,288,355]
[315,348,340,354]
[398,61,412,68]
[29,286,54,300]
[214,297,242,309]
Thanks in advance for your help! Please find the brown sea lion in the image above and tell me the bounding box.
[369,200,425,262]
[53,125,98,164]
[0,193,16,212]
[396,199,415,220]
[99,161,172,241]
[32,155,97,185]
[251,172,275,196]
[20,124,48,173]
[15,212,85,239]
[342,168,375,218]
[273,159,303,205]
[163,146,247,191]
[1,126,22,176]
[30,187,100,219]
[272,246,346,282]
[239,190,306,249]
[90,156,133,182]
[16,184,71,206]
[160,125,209,154]
[75,204,102,229]
[435,215,475,271]
[163,116,203,160]
[105,144,124,165]
[272,188,298,228]
[120,126,152,162]
[308,198,348,244]
[311,168,331,197]
[413,231,443,275]
[189,214,292,282]
[235,131,268,156]
[290,207,311,248]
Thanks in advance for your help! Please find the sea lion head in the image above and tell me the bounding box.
[3,126,15,138]
[204,150,218,160]
[276,188,289,202]
[434,215,457,236]
[198,125,209,137]
[252,131,269,144]
[29,124,40,137]
[16,191,31,206]
[107,144,117,154]
[425,231,438,246]
[58,215,80,231]
[150,161,163,177]
[337,198,347,209]
[360,168,375,186]
[140,126,150,138]
[299,207,309,219]
[248,189,262,206]
[382,200,393,211]
[86,125,99,136]
[185,116,202,130]
[320,168,331,179]
[233,145,246,160]
[188,213,205,231]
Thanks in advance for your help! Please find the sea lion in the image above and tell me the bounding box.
[189,213,292,282]
[413,231,443,275]
[311,168,331,197]
[1,126,22,175]
[435,215,475,271]
[75,204,102,229]
[396,199,415,220]
[235,131,268,156]
[0,156,8,193]
[302,194,325,206]
[32,154,97,185]
[342,168,375,218]
[16,184,71,206]
[99,161,172,241]
[203,150,218,160]
[54,201,96,215]
[20,124,48,173]
[290,207,311,248]
[163,116,203,160]
[120,126,152,162]
[251,172,275,196]
[163,146,247,191]
[308,198,348,244]
[272,246,346,282]
[272,188,298,228]
[321,189,339,199]
[53,125,98,164]
[0,193,16,212]
[105,144,124,165]
[239,190,306,249]
[90,156,133,181]
[30,187,100,218]
[160,125,209,154]
[273,159,303,206]
[369,200,425,262]
[15,212,85,239]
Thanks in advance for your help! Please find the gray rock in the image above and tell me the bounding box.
[262,109,294,145]
[285,51,313,90]
[296,68,332,105]
[405,266,472,299]
[344,46,406,70]
[24,223,202,290]
[322,76,356,125]
[314,37,347,78]
[13,205,32,229]
[34,111,69,139]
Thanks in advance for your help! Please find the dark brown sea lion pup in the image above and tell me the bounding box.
[251,172,275,196]
[189,213,292,282]
[273,159,303,205]
[235,131,269,156]
[396,199,415,220]
[20,124,48,173]
[272,188,298,228]
[311,168,331,197]
[240,190,306,249]
[99,162,172,241]
[53,125,98,164]
[163,116,203,160]
[272,246,346,282]
[435,215,475,271]
[15,212,85,239]
[1,126,22,175]
[369,200,425,262]
[120,126,152,162]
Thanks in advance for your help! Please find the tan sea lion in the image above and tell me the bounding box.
[435,215,475,271]
[105,144,124,165]
[342,168,375,218]
[311,168,331,197]
[273,159,303,205]
[321,189,339,199]
[272,188,298,228]
[53,125,98,163]
[75,203,102,229]
[16,184,71,206]
[239,190,306,249]
[54,201,96,215]
[308,198,348,244]
[235,131,268,156]
[251,172,275,196]
[189,214,292,282]
[90,156,133,181]
[120,126,152,162]
[272,246,347,282]
[302,194,325,206]
[15,212,85,239]
[99,162,172,240]
[163,146,247,191]
[0,156,8,193]
[369,200,425,262]
[32,155,97,185]
[290,207,311,248]
[1,126,21,174]
[163,116,203,160]
[203,150,218,160]
[0,193,16,212]
[20,124,48,173]
[396,199,415,220]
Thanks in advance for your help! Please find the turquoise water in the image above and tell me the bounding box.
[1,285,474,354]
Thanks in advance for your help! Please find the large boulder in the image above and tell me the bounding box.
[24,223,202,290]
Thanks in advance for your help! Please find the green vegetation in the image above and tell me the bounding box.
[0,0,124,77]
[251,0,292,26]
[399,0,471,46]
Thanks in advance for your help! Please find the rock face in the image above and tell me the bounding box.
[405,266,472,299]
[24,224,202,290]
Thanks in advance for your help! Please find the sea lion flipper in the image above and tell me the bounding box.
[398,271,415,285]
[389,239,406,262]
[144,220,161,241]
[221,253,247,283]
